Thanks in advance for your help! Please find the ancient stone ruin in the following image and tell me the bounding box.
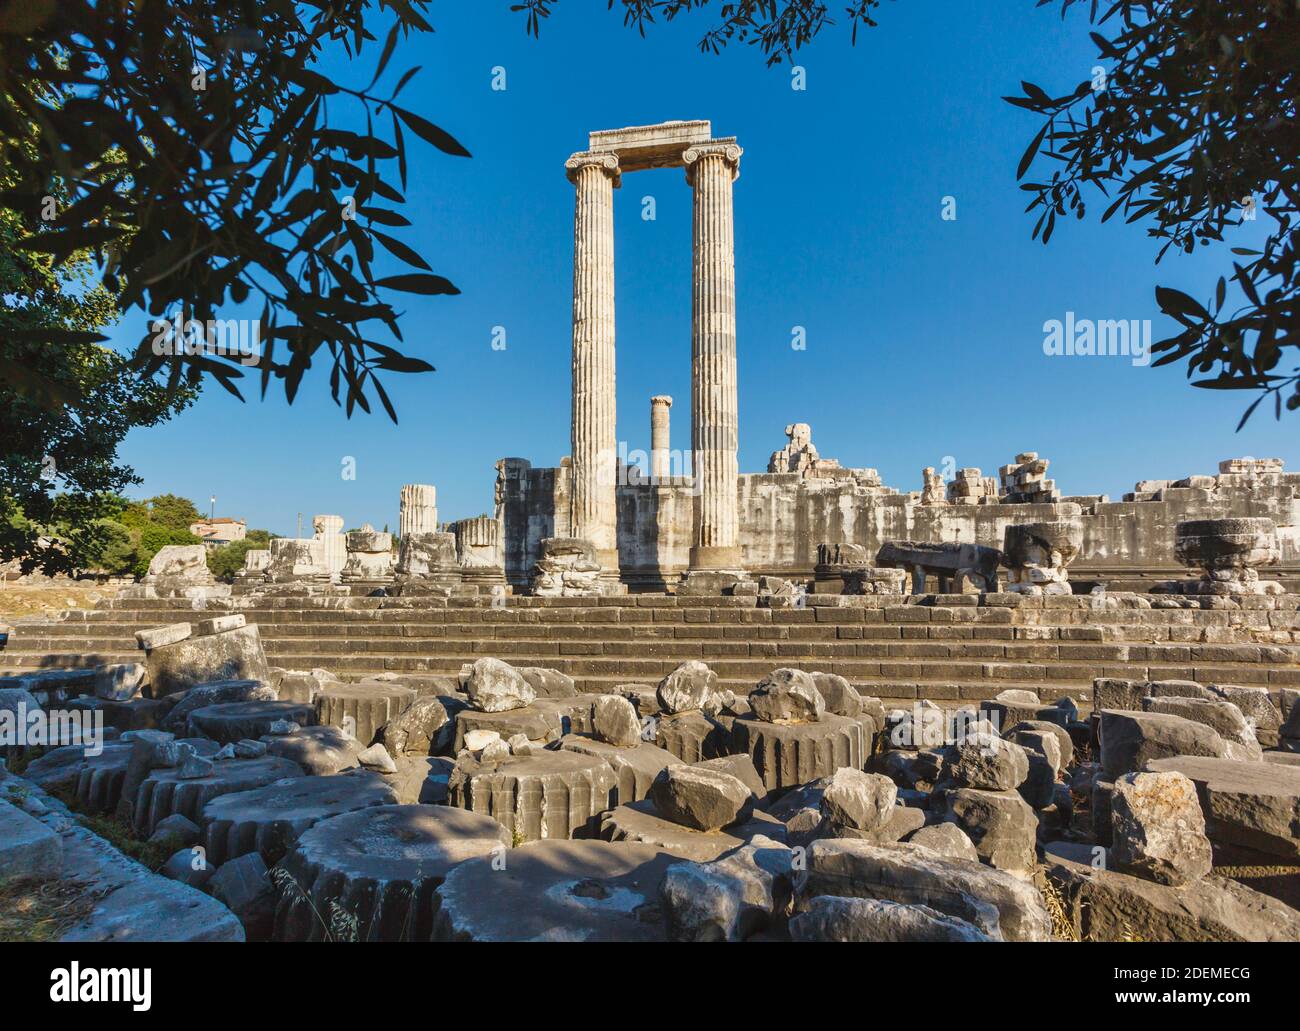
[2,121,1299,947]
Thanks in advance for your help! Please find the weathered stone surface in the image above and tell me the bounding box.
[209,851,277,940]
[600,799,785,860]
[1142,695,1257,751]
[23,740,134,814]
[654,710,727,762]
[464,657,535,713]
[318,680,416,746]
[950,735,1030,792]
[907,822,979,863]
[131,756,305,836]
[145,624,270,697]
[262,725,362,776]
[1092,681,1144,712]
[518,667,577,698]
[649,764,754,832]
[1210,685,1281,747]
[661,839,792,941]
[162,679,272,735]
[448,749,618,842]
[810,672,861,717]
[731,713,863,792]
[749,668,825,724]
[1008,719,1074,770]
[693,754,766,800]
[590,693,641,748]
[453,703,569,752]
[1099,710,1228,779]
[433,840,674,942]
[656,660,717,714]
[820,768,897,832]
[275,668,338,705]
[558,735,680,806]
[1045,844,1300,942]
[1146,756,1300,860]
[382,695,448,756]
[0,797,62,879]
[201,771,397,867]
[273,804,509,942]
[149,813,200,847]
[944,788,1039,872]
[92,662,145,702]
[356,743,398,773]
[1110,771,1213,885]
[791,895,996,942]
[189,700,317,744]
[795,839,1052,941]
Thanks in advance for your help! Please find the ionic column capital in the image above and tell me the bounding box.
[565,151,621,188]
[683,142,742,184]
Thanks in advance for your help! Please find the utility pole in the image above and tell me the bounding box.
[296,512,302,540]
[209,495,216,519]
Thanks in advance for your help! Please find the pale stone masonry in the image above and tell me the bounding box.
[565,151,621,578]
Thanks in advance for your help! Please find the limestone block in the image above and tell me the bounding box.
[654,710,728,763]
[1110,770,1213,885]
[943,788,1039,872]
[600,800,785,861]
[795,839,1052,942]
[791,895,995,942]
[145,624,271,697]
[262,725,363,776]
[1099,710,1228,779]
[559,735,681,806]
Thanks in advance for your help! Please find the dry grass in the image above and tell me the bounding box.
[0,877,102,942]
[1039,875,1081,942]
[0,582,118,622]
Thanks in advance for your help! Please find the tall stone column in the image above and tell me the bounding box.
[565,151,621,576]
[399,484,437,538]
[650,395,672,482]
[684,142,743,572]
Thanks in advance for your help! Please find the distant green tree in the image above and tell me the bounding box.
[206,530,271,579]
[89,519,137,576]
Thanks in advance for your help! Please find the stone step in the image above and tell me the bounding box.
[3,646,1295,690]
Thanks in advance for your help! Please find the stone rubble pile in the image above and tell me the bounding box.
[6,608,1300,942]
[998,451,1061,504]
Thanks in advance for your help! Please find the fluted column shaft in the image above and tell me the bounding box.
[685,144,742,570]
[650,395,672,483]
[565,152,621,571]
[399,484,438,538]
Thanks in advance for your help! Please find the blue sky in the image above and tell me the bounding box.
[111,2,1295,534]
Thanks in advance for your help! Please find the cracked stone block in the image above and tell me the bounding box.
[145,624,271,697]
[447,749,618,843]
[200,770,399,867]
[433,840,677,942]
[273,804,509,942]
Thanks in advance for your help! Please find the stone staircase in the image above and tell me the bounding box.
[5,592,1300,706]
